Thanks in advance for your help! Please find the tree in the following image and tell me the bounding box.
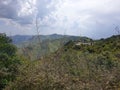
[0,33,21,89]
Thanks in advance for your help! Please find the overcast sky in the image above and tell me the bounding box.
[0,0,120,39]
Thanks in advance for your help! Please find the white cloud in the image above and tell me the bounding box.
[18,0,37,16]
[44,0,120,38]
[0,0,120,38]
[53,0,120,24]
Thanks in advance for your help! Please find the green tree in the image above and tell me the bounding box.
[0,33,21,89]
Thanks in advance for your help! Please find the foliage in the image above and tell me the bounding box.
[16,35,91,60]
[5,35,120,90]
[0,34,21,90]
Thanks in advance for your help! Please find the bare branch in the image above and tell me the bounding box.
[35,17,41,48]
[114,25,120,35]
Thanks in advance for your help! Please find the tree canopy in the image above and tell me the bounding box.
[0,33,21,89]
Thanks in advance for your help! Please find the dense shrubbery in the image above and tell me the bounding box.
[0,34,22,89]
[4,35,120,90]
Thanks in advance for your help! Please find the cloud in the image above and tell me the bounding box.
[0,0,60,25]
[0,0,19,19]
[0,0,34,25]
[47,0,120,38]
[0,0,120,38]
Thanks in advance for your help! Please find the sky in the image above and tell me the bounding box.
[0,0,120,39]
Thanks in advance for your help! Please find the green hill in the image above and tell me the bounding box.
[15,34,92,60]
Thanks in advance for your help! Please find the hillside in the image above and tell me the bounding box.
[13,34,92,60]
[5,35,120,90]
[11,34,65,45]
[11,35,33,44]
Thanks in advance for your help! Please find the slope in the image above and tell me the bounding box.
[5,35,120,90]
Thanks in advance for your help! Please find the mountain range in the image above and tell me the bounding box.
[11,34,92,60]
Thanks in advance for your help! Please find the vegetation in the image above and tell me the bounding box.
[3,35,120,90]
[16,34,91,60]
[0,34,22,89]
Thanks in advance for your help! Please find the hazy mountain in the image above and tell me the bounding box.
[11,34,65,45]
[11,34,92,45]
[12,34,92,60]
[11,35,33,44]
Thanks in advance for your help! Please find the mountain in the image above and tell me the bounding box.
[11,35,33,44]
[11,34,92,45]
[11,34,92,60]
[11,34,67,45]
